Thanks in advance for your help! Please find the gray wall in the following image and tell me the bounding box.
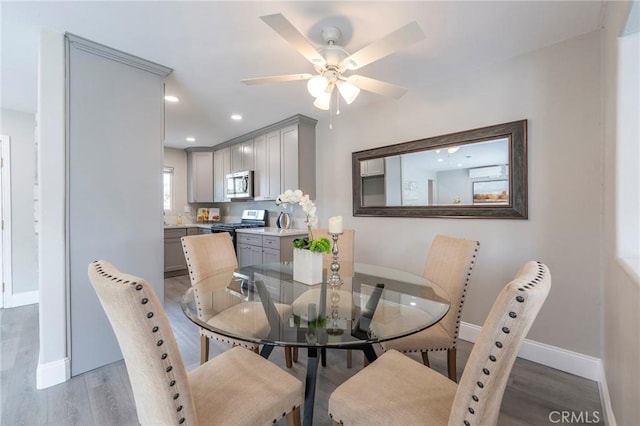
[316,31,603,357]
[163,147,190,224]
[0,108,37,298]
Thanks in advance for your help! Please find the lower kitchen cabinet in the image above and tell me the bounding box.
[236,232,301,267]
[164,227,207,275]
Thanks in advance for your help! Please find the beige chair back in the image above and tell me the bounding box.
[181,233,238,285]
[88,260,198,425]
[312,228,355,268]
[449,261,551,426]
[423,234,480,342]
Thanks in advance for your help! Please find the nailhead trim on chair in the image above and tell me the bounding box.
[399,241,480,354]
[461,261,547,426]
[93,261,190,425]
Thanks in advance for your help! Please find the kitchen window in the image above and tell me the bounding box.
[163,166,174,211]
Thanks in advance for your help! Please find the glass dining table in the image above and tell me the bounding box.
[181,261,450,426]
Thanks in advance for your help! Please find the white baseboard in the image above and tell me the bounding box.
[459,322,600,381]
[36,357,70,389]
[6,290,39,308]
[597,361,618,426]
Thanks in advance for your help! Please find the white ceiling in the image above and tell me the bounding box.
[1,1,603,149]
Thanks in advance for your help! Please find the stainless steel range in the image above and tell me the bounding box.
[210,209,267,252]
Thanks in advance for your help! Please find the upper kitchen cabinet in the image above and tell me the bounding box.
[186,149,213,203]
[360,158,385,176]
[213,114,317,201]
[231,139,254,173]
[253,130,281,201]
[213,147,231,202]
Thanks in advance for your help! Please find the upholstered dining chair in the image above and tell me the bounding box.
[181,233,292,366]
[88,260,303,426]
[328,261,551,426]
[379,234,480,381]
[291,229,355,367]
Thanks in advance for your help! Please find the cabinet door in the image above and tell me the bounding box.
[253,134,267,200]
[231,144,243,173]
[267,130,281,198]
[241,140,254,171]
[237,243,262,267]
[281,124,299,192]
[164,238,187,272]
[361,158,385,176]
[188,151,213,202]
[214,147,231,202]
[262,247,281,264]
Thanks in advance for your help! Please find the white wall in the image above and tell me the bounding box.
[316,31,602,357]
[0,108,37,300]
[602,1,639,424]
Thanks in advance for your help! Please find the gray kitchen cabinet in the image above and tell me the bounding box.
[213,115,316,201]
[237,233,263,267]
[198,227,212,234]
[236,232,299,267]
[231,139,254,173]
[280,117,316,198]
[253,130,281,201]
[164,228,187,273]
[187,150,214,203]
[360,158,385,176]
[213,147,231,202]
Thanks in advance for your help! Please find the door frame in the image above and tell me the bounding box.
[0,135,12,308]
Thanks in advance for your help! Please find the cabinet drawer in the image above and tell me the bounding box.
[164,228,187,239]
[237,233,262,245]
[262,236,281,250]
[187,227,200,235]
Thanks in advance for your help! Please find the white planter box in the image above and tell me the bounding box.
[293,248,323,285]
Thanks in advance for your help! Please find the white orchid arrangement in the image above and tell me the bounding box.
[276,189,330,253]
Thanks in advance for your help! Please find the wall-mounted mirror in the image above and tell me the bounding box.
[352,120,527,219]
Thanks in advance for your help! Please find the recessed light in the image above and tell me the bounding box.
[186,137,195,142]
[457,163,463,167]
[437,158,444,163]
[231,114,243,121]
[164,95,180,103]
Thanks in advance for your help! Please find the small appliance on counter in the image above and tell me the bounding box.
[210,209,267,252]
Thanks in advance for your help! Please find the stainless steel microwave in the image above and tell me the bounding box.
[226,170,254,199]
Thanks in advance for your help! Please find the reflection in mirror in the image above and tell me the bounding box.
[361,138,509,207]
[353,120,527,219]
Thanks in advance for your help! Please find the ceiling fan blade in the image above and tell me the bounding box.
[342,21,425,70]
[347,75,407,99]
[241,73,312,85]
[260,14,326,67]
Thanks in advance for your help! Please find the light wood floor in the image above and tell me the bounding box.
[1,275,604,425]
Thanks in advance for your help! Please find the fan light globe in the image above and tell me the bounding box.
[307,76,329,98]
[337,81,360,104]
[313,92,331,110]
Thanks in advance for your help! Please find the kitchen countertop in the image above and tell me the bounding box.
[163,224,215,229]
[236,227,308,237]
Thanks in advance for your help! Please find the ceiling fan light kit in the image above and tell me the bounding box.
[241,13,426,115]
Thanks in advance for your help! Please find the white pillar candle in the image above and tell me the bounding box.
[328,216,343,234]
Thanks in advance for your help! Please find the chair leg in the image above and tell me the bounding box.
[321,348,327,367]
[253,346,260,354]
[346,349,352,368]
[421,351,430,367]
[286,405,301,426]
[292,347,299,362]
[363,353,369,367]
[447,348,457,382]
[200,335,209,365]
[285,346,293,368]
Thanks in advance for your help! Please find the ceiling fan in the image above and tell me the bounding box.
[241,13,426,111]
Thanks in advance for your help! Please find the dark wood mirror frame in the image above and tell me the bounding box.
[352,120,528,219]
